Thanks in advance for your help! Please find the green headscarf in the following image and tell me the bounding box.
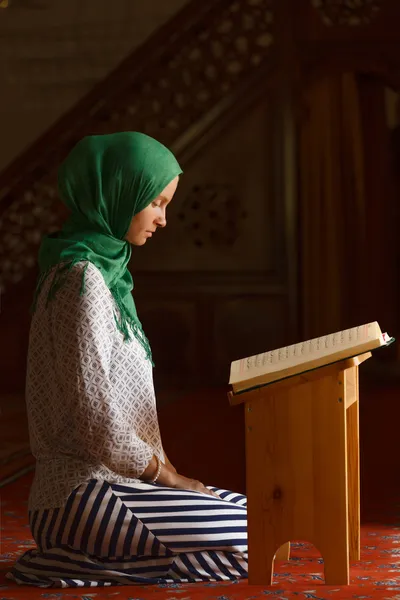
[34,132,183,364]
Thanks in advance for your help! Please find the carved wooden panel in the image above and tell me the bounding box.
[133,99,277,274]
[139,292,290,390]
[134,278,290,388]
[129,94,290,387]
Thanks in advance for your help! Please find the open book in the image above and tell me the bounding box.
[229,321,394,394]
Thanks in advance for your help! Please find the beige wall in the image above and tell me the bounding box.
[0,0,188,170]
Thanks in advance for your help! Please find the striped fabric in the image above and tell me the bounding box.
[7,480,248,588]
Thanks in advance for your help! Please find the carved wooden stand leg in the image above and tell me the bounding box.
[345,366,361,562]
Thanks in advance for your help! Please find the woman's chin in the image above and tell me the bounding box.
[127,231,153,246]
[128,235,147,246]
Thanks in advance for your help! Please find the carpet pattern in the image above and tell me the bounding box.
[1,472,400,600]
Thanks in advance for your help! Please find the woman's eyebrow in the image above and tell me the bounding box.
[160,195,170,203]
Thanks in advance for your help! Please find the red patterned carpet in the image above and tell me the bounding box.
[1,383,400,599]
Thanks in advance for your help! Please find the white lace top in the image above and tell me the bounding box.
[26,261,164,510]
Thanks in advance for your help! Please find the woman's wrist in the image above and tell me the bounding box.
[151,455,162,483]
[140,455,178,487]
[158,463,178,487]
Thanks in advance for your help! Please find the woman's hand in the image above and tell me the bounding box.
[169,473,220,499]
[141,456,219,498]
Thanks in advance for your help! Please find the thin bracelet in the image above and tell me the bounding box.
[151,455,162,484]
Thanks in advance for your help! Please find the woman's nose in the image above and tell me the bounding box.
[156,210,167,228]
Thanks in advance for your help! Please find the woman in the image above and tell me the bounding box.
[7,132,248,588]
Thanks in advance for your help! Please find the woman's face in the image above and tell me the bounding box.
[125,176,179,246]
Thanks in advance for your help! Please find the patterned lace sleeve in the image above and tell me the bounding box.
[48,263,154,479]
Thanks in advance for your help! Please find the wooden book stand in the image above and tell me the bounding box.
[228,352,371,586]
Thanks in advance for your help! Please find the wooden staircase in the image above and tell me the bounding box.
[0,0,276,293]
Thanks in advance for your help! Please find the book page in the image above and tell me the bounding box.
[230,321,382,384]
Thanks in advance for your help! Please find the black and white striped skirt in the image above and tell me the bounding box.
[7,479,248,588]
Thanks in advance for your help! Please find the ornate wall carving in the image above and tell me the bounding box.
[95,0,275,143]
[0,185,63,285]
[178,184,247,249]
[311,0,382,26]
